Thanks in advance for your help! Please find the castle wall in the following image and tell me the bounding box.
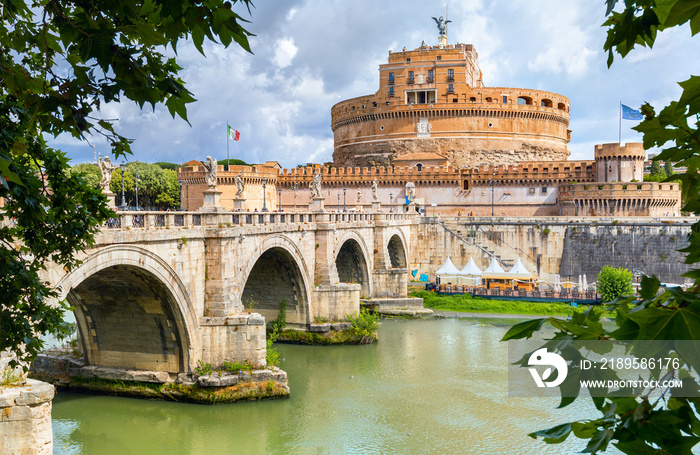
[411,217,694,285]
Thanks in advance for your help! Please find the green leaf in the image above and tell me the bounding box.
[529,423,573,444]
[501,318,547,340]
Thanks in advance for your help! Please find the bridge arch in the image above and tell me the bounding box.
[240,234,311,327]
[54,245,198,374]
[334,230,373,298]
[386,229,408,269]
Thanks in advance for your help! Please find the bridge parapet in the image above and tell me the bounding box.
[103,210,416,231]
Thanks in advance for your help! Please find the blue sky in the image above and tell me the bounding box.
[52,0,700,168]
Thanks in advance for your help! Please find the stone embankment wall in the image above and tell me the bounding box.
[411,217,696,284]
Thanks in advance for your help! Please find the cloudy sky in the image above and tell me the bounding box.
[54,0,700,168]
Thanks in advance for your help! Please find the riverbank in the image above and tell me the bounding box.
[409,288,608,318]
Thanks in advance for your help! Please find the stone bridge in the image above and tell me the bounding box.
[42,211,417,376]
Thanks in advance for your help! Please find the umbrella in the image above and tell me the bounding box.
[578,274,582,291]
[583,274,588,291]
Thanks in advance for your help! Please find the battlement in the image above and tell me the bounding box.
[595,143,646,160]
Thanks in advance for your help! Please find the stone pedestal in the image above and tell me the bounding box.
[199,187,224,212]
[372,201,382,212]
[355,205,363,212]
[438,35,447,47]
[309,197,325,212]
[233,197,246,211]
[0,379,54,455]
[103,191,117,209]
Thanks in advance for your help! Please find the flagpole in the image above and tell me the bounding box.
[619,101,622,145]
[226,121,230,171]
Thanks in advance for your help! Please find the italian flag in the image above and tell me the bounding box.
[228,126,240,141]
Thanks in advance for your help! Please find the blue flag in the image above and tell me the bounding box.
[621,104,643,120]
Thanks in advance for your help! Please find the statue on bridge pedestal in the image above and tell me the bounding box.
[235,174,245,198]
[201,156,218,188]
[98,157,118,192]
[356,189,362,204]
[310,172,322,198]
[371,178,378,202]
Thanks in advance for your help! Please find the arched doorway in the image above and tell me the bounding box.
[241,247,308,326]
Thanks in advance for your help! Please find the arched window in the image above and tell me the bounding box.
[517,96,533,105]
[557,102,566,110]
[540,99,553,108]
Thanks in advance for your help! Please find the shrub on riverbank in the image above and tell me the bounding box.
[411,290,588,317]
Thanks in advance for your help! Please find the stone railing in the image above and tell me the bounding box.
[103,210,416,230]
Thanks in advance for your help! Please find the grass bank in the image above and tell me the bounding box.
[410,290,602,317]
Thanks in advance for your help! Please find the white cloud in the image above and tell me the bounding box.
[273,38,298,68]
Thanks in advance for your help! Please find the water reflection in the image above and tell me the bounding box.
[53,318,619,454]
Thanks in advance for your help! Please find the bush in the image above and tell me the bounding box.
[347,309,379,343]
[597,265,633,303]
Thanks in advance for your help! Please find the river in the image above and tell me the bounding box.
[51,317,611,454]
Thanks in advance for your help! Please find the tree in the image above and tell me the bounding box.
[665,160,675,177]
[504,1,700,453]
[69,163,101,189]
[650,160,667,179]
[1,0,253,369]
[597,265,634,303]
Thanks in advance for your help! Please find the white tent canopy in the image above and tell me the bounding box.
[460,257,482,276]
[483,257,505,274]
[509,258,531,276]
[435,256,461,282]
[459,257,482,285]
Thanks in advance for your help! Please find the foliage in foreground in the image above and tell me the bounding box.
[597,266,634,303]
[503,2,700,453]
[0,0,254,370]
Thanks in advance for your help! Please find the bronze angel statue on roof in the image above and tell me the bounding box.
[432,16,451,36]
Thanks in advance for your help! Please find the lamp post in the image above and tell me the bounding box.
[278,188,282,212]
[119,162,126,210]
[178,179,184,211]
[261,177,268,212]
[389,192,393,213]
[343,187,347,213]
[135,173,140,211]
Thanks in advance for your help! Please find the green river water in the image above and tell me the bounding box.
[51,317,610,454]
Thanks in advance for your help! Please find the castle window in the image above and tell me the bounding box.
[416,164,422,172]
[408,71,414,84]
[407,57,411,62]
[437,56,441,61]
[453,98,458,103]
[541,98,553,108]
[389,86,395,97]
[372,102,377,107]
[447,68,454,82]
[463,180,470,190]
[502,95,508,104]
[447,83,454,94]
[485,97,492,102]
[557,102,566,110]
[427,69,434,82]
[470,97,476,102]
[542,187,548,194]
[388,72,395,85]
[517,96,533,105]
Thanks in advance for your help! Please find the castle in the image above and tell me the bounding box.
[178,31,681,218]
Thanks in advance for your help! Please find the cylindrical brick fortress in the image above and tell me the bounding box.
[331,43,571,168]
